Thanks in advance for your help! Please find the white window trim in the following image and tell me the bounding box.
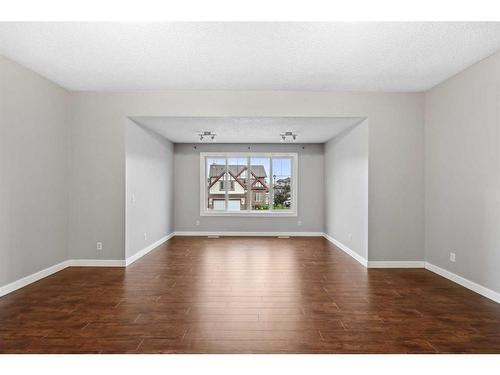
[200,152,298,217]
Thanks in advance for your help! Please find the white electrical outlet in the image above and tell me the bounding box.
[144,232,147,240]
[297,220,302,227]
[96,242,103,251]
[195,220,200,226]
[131,194,136,204]
[450,252,456,262]
[348,233,353,242]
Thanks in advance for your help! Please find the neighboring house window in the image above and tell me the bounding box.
[219,180,235,191]
[201,152,297,216]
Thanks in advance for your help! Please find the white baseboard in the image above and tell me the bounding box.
[321,234,425,270]
[69,259,126,267]
[126,233,174,266]
[322,233,368,267]
[425,262,500,304]
[0,234,176,298]
[173,231,324,237]
[368,261,425,268]
[0,259,126,298]
[0,260,70,298]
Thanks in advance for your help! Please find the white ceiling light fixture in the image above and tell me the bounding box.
[199,131,216,142]
[280,131,297,143]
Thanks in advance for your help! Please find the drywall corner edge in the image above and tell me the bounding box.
[323,233,368,267]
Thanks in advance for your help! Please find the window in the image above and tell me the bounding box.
[206,157,226,211]
[272,158,292,211]
[200,152,297,216]
[219,180,235,191]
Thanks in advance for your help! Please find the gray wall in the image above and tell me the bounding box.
[173,143,324,233]
[68,90,424,262]
[126,120,174,258]
[325,120,369,260]
[425,51,500,292]
[0,55,69,286]
[6,50,500,297]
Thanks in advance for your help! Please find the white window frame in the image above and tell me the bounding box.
[200,152,298,217]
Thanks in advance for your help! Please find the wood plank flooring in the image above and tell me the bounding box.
[1,236,499,353]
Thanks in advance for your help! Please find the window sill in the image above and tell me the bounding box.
[200,211,297,217]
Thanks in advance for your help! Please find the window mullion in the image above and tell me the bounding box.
[291,156,294,212]
[269,157,273,212]
[224,157,228,211]
[247,156,251,212]
[204,156,207,213]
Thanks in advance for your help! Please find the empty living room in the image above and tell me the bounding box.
[1,1,500,372]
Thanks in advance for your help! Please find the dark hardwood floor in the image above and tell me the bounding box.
[1,236,499,353]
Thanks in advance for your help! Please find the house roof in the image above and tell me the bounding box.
[209,164,267,178]
[276,177,291,184]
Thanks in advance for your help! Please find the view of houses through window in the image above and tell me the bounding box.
[203,153,295,214]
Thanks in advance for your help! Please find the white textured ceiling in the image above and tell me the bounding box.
[0,22,499,91]
[131,116,365,143]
